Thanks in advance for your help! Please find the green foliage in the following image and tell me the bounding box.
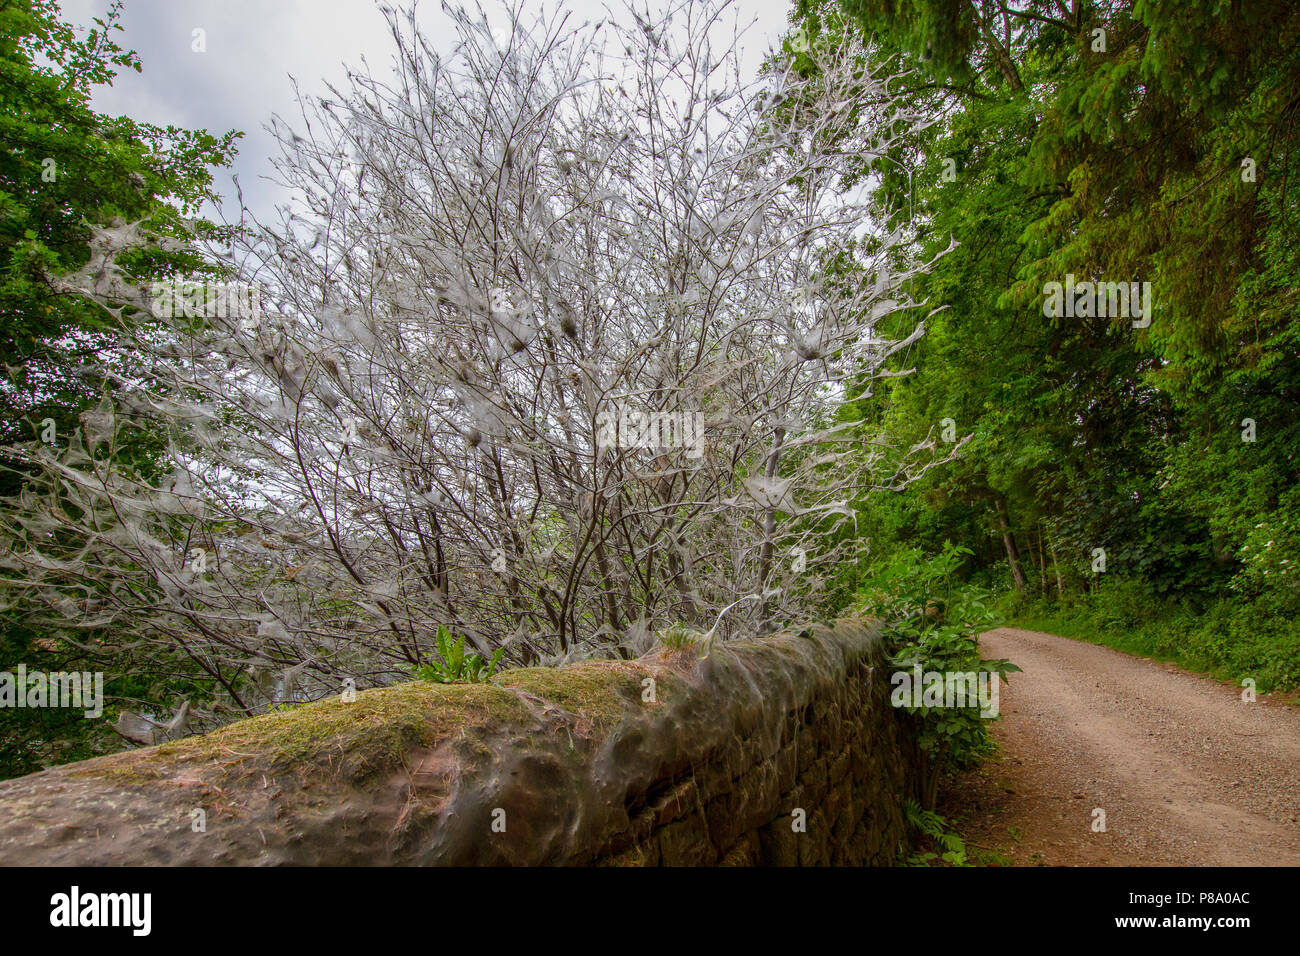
[901,797,969,867]
[1231,496,1300,607]
[412,627,506,684]
[786,0,1300,692]
[0,0,239,460]
[1003,583,1300,692]
[657,622,703,649]
[862,544,1020,808]
[0,619,112,778]
[0,0,239,780]
[267,701,306,713]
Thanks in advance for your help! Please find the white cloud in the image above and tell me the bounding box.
[58,0,794,220]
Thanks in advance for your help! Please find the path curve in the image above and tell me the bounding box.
[944,627,1300,866]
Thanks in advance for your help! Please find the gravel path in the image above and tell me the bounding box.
[943,627,1300,866]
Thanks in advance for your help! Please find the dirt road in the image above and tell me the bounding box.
[942,627,1300,866]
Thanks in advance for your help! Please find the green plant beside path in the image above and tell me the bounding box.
[861,543,1021,810]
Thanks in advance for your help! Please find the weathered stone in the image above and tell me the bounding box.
[802,756,829,796]
[719,831,760,866]
[655,812,715,866]
[796,727,819,772]
[797,808,831,866]
[0,619,922,866]
[828,744,852,785]
[649,777,698,828]
[757,816,800,866]
[774,743,798,793]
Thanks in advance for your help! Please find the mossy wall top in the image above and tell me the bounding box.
[0,618,921,865]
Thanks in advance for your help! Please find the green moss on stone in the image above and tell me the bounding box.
[493,661,648,731]
[71,681,533,786]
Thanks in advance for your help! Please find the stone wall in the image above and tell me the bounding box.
[0,618,922,865]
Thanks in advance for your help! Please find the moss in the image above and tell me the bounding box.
[67,752,168,785]
[727,637,803,668]
[719,836,760,866]
[493,661,649,731]
[601,843,650,866]
[71,681,533,786]
[65,654,696,791]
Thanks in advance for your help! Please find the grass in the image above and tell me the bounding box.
[657,622,703,649]
[997,583,1300,697]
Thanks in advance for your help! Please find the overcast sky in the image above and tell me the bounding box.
[58,0,797,222]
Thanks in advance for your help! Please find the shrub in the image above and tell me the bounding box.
[861,543,1020,809]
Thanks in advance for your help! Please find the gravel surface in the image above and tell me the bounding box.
[943,627,1300,866]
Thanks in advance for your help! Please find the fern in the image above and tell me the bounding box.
[902,797,970,866]
[412,626,506,684]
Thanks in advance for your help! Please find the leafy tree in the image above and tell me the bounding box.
[1,0,237,461]
[801,0,1299,633]
[0,0,238,779]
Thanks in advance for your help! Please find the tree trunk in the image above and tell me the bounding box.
[1047,532,1064,598]
[757,427,787,626]
[992,495,1027,592]
[1037,526,1048,596]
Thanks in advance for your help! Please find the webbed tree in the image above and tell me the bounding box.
[0,0,950,735]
